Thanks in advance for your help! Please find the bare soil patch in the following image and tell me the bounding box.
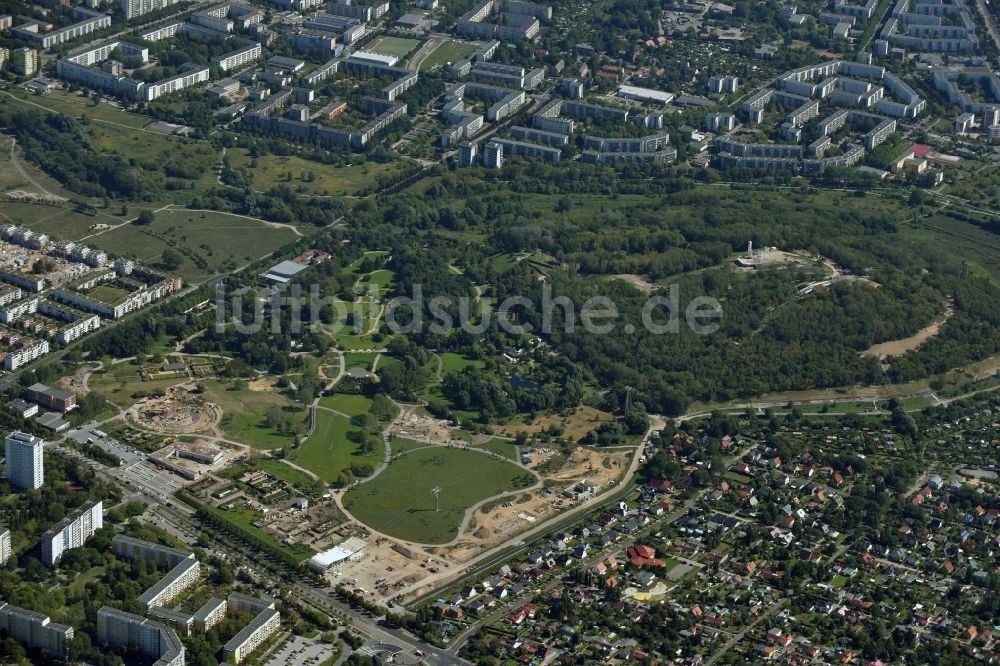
[862,300,954,360]
[497,405,614,439]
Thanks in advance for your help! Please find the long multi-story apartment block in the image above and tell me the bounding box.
[0,297,37,324]
[139,558,200,609]
[148,606,194,636]
[192,597,227,632]
[303,13,366,41]
[97,607,184,666]
[52,268,181,319]
[143,65,210,101]
[582,133,670,153]
[224,608,279,663]
[326,0,389,21]
[212,42,261,71]
[0,330,50,370]
[455,0,541,40]
[489,137,562,161]
[879,0,979,51]
[581,149,677,164]
[223,595,280,664]
[112,535,200,609]
[13,8,110,47]
[112,535,192,567]
[509,125,569,146]
[288,29,340,53]
[41,499,103,565]
[0,285,22,309]
[121,0,182,20]
[469,61,545,89]
[0,603,74,658]
[57,40,211,101]
[245,91,406,149]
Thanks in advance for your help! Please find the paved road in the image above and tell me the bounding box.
[704,598,787,664]
[443,442,751,655]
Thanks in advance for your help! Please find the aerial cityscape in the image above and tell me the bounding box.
[0,0,997,662]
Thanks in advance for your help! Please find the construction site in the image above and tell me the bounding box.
[148,440,232,481]
[127,386,219,434]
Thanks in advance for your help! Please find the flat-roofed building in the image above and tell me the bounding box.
[148,606,194,635]
[617,84,674,105]
[5,431,44,490]
[138,558,200,609]
[223,607,280,663]
[25,383,76,412]
[41,499,103,565]
[259,260,309,285]
[97,607,184,666]
[0,602,74,658]
[0,529,10,565]
[193,597,227,632]
[112,535,192,568]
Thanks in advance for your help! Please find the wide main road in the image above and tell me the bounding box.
[151,501,473,666]
[47,439,468,666]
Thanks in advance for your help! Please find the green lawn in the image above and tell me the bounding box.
[227,150,411,197]
[440,352,483,373]
[358,269,395,294]
[419,40,479,72]
[388,436,428,456]
[0,205,300,286]
[89,363,182,404]
[318,392,374,418]
[326,299,380,336]
[68,565,106,593]
[346,251,388,274]
[258,459,318,490]
[91,209,300,285]
[662,558,681,573]
[0,203,108,240]
[6,89,152,128]
[343,448,530,543]
[342,352,379,370]
[472,438,520,461]
[87,285,130,304]
[331,333,382,350]
[199,380,304,450]
[371,36,421,57]
[295,411,384,483]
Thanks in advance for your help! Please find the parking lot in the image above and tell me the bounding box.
[67,429,147,466]
[124,461,183,496]
[264,635,337,666]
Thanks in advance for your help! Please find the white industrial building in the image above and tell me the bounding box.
[307,536,367,572]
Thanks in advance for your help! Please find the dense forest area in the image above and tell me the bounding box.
[344,162,1000,416]
[0,109,156,200]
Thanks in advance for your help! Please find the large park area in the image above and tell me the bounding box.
[342,447,534,544]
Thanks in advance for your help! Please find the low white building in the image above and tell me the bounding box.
[307,536,367,572]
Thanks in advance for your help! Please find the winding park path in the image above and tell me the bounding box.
[330,441,542,549]
[6,136,66,201]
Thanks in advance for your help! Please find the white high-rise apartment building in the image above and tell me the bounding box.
[41,499,103,565]
[5,431,43,491]
[0,529,10,566]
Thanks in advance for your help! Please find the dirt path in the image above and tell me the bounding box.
[861,300,954,360]
[164,206,304,236]
[6,136,66,201]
